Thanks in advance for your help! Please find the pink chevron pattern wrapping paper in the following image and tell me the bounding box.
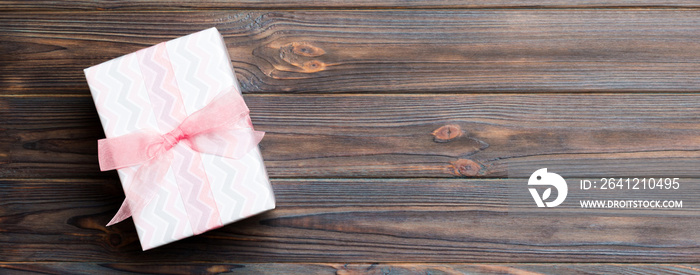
[84,27,275,250]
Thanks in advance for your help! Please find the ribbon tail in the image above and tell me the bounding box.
[253,130,265,145]
[107,200,132,226]
[106,152,174,226]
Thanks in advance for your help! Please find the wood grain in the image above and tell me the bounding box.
[3,1,699,271]
[2,178,699,262]
[2,94,699,178]
[3,0,700,10]
[3,263,700,275]
[3,10,700,95]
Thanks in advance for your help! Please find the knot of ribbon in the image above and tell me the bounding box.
[162,127,186,151]
[98,87,264,226]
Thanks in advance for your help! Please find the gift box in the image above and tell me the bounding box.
[84,27,275,250]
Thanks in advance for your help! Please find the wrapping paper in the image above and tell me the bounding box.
[84,27,275,250]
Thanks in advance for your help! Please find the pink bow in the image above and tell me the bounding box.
[98,88,264,226]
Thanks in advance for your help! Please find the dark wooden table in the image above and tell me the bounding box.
[2,1,700,274]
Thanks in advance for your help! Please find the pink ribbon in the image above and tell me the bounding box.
[98,87,264,226]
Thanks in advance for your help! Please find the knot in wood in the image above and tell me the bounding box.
[109,233,122,247]
[279,42,328,73]
[451,159,482,177]
[290,42,325,57]
[302,60,326,73]
[432,124,463,143]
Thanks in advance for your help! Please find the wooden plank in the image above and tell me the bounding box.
[3,0,700,10]
[2,10,700,95]
[1,178,699,262]
[2,94,700,178]
[2,263,700,275]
